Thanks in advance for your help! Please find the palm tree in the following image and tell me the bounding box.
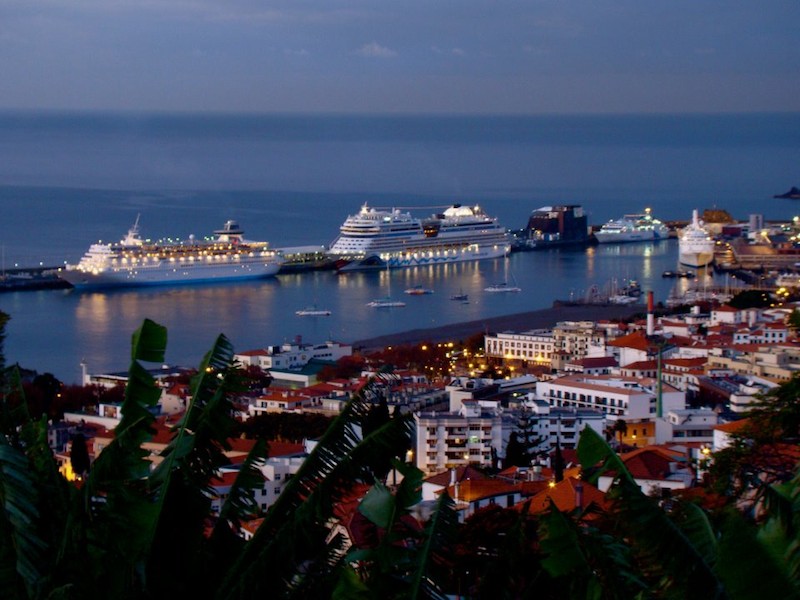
[612,418,628,449]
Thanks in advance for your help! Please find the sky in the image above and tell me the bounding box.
[1,0,799,114]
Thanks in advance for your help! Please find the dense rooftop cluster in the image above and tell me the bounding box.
[1,297,800,598]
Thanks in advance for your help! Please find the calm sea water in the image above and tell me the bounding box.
[0,112,798,382]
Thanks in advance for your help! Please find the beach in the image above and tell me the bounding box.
[353,302,644,351]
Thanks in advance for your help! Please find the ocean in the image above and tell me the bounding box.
[0,112,798,383]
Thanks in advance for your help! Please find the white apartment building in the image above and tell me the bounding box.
[414,401,503,475]
[654,409,719,445]
[213,451,307,515]
[512,399,606,452]
[726,375,778,413]
[235,340,352,371]
[483,321,607,370]
[706,345,800,382]
[551,321,607,369]
[732,321,789,345]
[535,374,685,419]
[484,329,555,365]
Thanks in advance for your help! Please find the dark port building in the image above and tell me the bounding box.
[513,205,590,250]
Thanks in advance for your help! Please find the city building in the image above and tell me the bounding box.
[518,205,590,249]
[235,339,352,372]
[414,401,503,476]
[595,446,696,494]
[484,329,555,366]
[512,399,606,452]
[706,344,800,382]
[551,321,608,369]
[535,374,685,419]
[654,409,719,445]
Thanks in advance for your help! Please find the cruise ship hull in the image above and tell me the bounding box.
[60,260,282,289]
[678,209,715,269]
[594,231,655,244]
[678,250,714,269]
[329,203,510,272]
[336,245,508,271]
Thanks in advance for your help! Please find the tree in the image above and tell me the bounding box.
[787,308,800,335]
[69,432,90,477]
[503,432,528,468]
[728,289,773,309]
[0,310,8,388]
[612,418,628,448]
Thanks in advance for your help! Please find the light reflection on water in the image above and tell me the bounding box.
[2,239,703,383]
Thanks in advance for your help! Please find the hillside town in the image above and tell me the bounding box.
[55,292,793,488]
[3,276,800,597]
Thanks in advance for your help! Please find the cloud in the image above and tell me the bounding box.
[431,46,465,56]
[355,41,397,58]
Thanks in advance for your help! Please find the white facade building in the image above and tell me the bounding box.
[654,409,719,445]
[235,340,352,371]
[535,374,685,419]
[414,401,503,475]
[514,399,606,452]
[484,329,555,365]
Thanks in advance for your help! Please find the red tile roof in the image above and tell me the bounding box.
[520,477,609,515]
[713,419,750,434]
[616,446,687,481]
[607,330,653,351]
[267,441,305,457]
[444,479,520,503]
[424,465,490,487]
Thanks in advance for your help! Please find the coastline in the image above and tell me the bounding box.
[352,302,645,351]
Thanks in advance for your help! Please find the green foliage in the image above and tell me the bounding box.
[69,434,90,477]
[728,289,774,309]
[503,432,528,468]
[236,411,333,442]
[217,372,415,599]
[0,438,46,599]
[3,317,800,599]
[0,311,8,386]
[540,504,645,599]
[788,308,800,333]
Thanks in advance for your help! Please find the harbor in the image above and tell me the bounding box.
[0,223,795,385]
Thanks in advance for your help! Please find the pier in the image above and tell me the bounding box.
[0,267,70,291]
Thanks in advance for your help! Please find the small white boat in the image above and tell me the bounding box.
[450,291,469,302]
[367,296,406,308]
[404,285,434,295]
[484,282,521,293]
[295,307,332,316]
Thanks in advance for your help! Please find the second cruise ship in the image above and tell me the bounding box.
[594,208,669,244]
[328,204,510,270]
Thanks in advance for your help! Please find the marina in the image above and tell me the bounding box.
[0,237,715,384]
[0,112,797,385]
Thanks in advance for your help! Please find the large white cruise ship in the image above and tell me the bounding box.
[594,208,669,244]
[328,204,510,270]
[679,209,715,268]
[60,218,284,289]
